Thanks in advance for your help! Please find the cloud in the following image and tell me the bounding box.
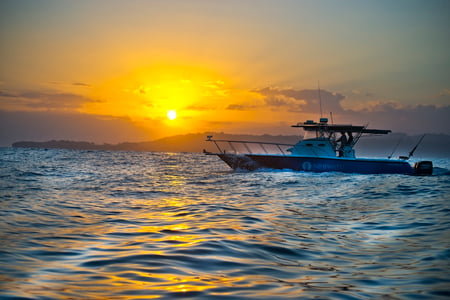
[72,82,91,87]
[132,85,151,96]
[351,100,404,112]
[255,87,345,113]
[254,86,450,134]
[264,94,307,110]
[0,90,19,98]
[0,89,91,111]
[202,80,225,90]
[430,89,450,106]
[185,104,212,111]
[340,104,450,134]
[226,104,257,110]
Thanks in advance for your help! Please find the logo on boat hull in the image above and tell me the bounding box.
[302,161,312,171]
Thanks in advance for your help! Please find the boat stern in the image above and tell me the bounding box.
[413,161,433,175]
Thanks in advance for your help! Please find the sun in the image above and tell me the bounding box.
[167,110,177,120]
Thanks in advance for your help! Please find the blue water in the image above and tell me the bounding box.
[1,148,449,299]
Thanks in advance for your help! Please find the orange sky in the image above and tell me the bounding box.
[1,1,449,145]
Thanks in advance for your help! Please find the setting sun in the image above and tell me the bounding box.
[167,110,177,120]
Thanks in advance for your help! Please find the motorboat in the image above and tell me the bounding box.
[204,118,433,175]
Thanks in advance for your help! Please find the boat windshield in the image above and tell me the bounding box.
[303,129,327,140]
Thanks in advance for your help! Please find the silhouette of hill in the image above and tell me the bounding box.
[11,132,450,158]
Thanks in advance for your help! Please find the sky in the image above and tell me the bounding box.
[1,0,449,146]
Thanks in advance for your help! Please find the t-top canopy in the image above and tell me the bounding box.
[292,121,391,134]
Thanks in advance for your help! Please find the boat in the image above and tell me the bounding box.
[204,118,433,175]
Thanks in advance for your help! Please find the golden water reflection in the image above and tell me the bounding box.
[10,195,274,299]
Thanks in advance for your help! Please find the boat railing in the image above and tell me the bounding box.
[205,136,294,155]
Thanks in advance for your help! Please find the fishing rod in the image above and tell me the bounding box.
[388,136,404,159]
[408,134,426,159]
[399,134,426,160]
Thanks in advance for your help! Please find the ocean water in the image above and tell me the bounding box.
[1,148,449,300]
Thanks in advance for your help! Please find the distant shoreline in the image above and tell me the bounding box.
[10,132,450,158]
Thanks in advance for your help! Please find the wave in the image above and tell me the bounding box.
[1,148,449,299]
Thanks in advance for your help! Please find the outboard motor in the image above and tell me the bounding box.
[414,161,433,175]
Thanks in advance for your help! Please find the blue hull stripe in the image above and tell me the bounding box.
[218,154,414,174]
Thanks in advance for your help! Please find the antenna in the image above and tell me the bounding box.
[318,81,323,118]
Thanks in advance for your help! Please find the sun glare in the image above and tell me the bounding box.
[167,110,177,120]
[83,64,236,137]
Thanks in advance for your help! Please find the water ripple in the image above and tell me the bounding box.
[1,148,449,299]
